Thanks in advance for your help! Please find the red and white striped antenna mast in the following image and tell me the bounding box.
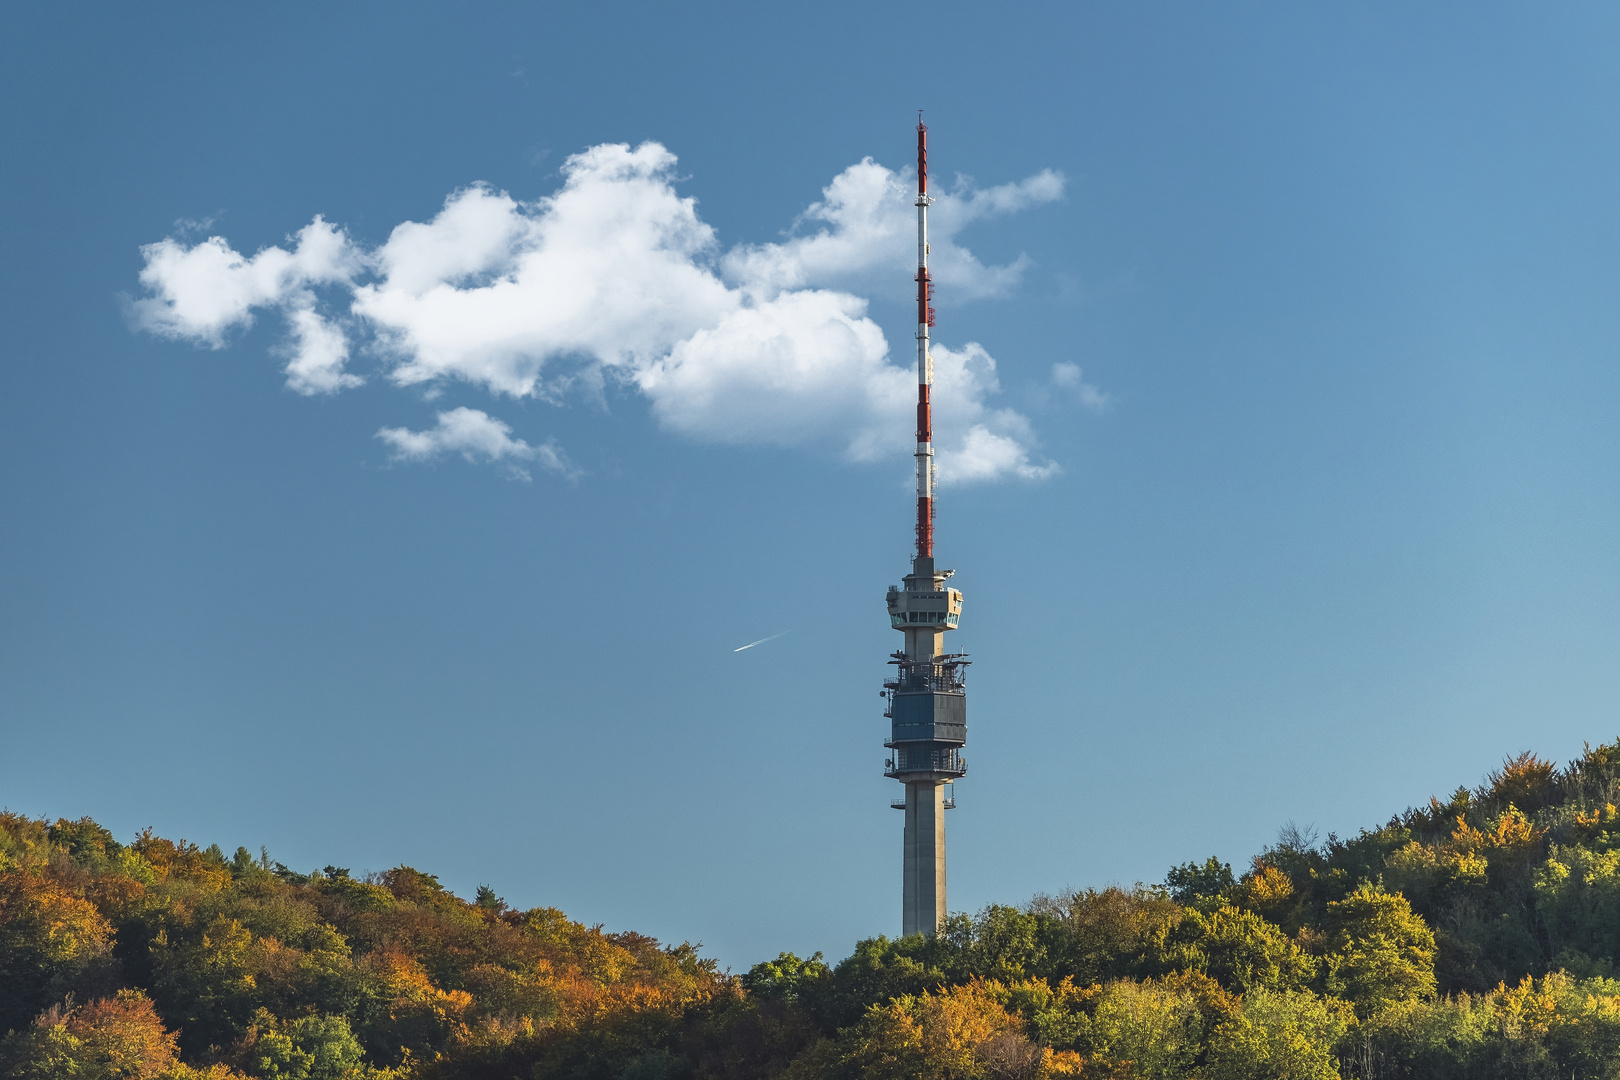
[914,113,935,559]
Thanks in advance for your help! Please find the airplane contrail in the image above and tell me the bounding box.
[734,631,787,653]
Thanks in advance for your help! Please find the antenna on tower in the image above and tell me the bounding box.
[913,118,934,558]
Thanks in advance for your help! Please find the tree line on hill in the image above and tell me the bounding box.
[7,741,1620,1078]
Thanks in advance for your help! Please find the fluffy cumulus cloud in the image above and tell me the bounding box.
[376,407,575,481]
[281,307,358,395]
[132,141,1089,482]
[133,218,364,396]
[933,344,1060,483]
[722,159,1064,300]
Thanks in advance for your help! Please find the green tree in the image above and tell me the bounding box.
[1323,886,1437,1016]
[1068,977,1205,1080]
[1534,844,1620,966]
[1345,995,1494,1080]
[1171,905,1317,994]
[242,1010,364,1080]
[817,938,944,1029]
[1204,987,1352,1080]
[1166,857,1237,910]
[471,885,505,915]
[955,906,1050,983]
[741,952,831,1004]
[1029,886,1183,985]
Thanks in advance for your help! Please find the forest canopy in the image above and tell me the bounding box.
[8,741,1620,1078]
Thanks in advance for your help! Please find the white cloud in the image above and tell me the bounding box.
[931,344,1059,484]
[376,407,575,481]
[134,141,1070,483]
[636,289,906,457]
[132,216,358,344]
[941,170,1066,222]
[947,424,1061,484]
[721,159,1065,301]
[281,306,359,395]
[1051,361,1111,412]
[172,214,220,237]
[353,145,736,398]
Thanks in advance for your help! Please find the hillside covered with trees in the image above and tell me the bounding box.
[9,742,1620,1078]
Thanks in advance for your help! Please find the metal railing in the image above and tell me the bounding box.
[884,748,967,778]
[885,652,970,693]
[887,787,960,810]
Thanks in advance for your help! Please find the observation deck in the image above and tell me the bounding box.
[886,584,963,628]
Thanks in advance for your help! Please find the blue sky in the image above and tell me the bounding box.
[5,3,1620,971]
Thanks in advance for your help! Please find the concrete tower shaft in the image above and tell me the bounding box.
[882,117,967,939]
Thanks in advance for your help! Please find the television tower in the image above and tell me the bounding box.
[883,117,968,938]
